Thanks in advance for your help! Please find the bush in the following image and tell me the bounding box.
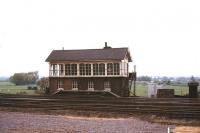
[33,86,38,90]
[27,86,38,90]
[17,91,27,95]
[34,89,45,94]
[37,77,49,93]
[27,86,32,90]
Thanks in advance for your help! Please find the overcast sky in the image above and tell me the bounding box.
[0,0,200,77]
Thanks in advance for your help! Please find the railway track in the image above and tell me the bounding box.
[0,94,200,119]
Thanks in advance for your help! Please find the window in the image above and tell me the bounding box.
[99,63,105,75]
[88,81,94,91]
[71,64,77,75]
[51,64,58,76]
[107,63,119,75]
[57,80,64,90]
[124,62,128,76]
[58,64,64,76]
[93,63,105,75]
[65,64,70,75]
[79,63,85,75]
[65,64,77,75]
[104,81,111,91]
[107,63,113,75]
[72,81,78,90]
[86,64,91,75]
[114,63,120,75]
[93,64,99,75]
[80,64,91,76]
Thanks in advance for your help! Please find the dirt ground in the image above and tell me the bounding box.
[172,126,200,133]
[0,111,176,133]
[0,107,200,133]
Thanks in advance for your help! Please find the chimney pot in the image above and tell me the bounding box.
[103,42,112,49]
[105,42,107,47]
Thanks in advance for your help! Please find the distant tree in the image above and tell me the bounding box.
[37,77,49,93]
[163,80,171,85]
[27,71,39,84]
[137,76,152,81]
[9,71,39,85]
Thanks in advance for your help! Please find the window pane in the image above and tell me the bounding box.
[104,81,111,91]
[99,63,105,75]
[59,64,64,76]
[93,64,98,75]
[52,64,57,76]
[72,81,78,89]
[88,81,94,89]
[80,64,85,75]
[86,64,91,75]
[58,80,64,89]
[107,63,113,75]
[114,63,120,75]
[65,64,71,75]
[71,64,77,75]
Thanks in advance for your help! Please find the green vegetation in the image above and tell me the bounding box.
[1,81,200,97]
[134,84,147,96]
[132,82,200,97]
[165,85,189,96]
[9,71,38,85]
[0,81,36,95]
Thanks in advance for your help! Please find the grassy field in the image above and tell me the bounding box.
[132,82,200,97]
[0,81,36,95]
[0,81,200,97]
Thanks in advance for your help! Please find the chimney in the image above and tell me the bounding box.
[105,42,107,48]
[103,42,111,49]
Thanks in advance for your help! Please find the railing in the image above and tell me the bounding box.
[50,71,65,77]
[49,70,128,77]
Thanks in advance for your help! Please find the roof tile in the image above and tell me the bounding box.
[46,48,132,62]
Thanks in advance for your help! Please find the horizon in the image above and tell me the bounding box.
[1,0,200,77]
[1,75,200,79]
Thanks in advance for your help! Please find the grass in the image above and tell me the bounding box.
[0,81,199,96]
[135,84,147,96]
[0,81,36,95]
[165,85,189,96]
[132,82,200,97]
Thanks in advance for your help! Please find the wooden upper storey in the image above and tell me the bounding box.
[46,44,132,77]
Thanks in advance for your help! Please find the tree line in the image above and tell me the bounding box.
[9,71,39,85]
[9,71,49,93]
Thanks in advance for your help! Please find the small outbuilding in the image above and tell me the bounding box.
[188,77,199,98]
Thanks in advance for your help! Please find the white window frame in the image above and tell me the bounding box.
[99,63,105,75]
[86,64,91,75]
[107,63,113,75]
[88,81,94,91]
[58,64,64,76]
[65,64,77,76]
[93,63,99,75]
[72,81,78,90]
[113,63,120,75]
[51,64,58,76]
[57,80,64,90]
[93,63,105,76]
[104,81,111,91]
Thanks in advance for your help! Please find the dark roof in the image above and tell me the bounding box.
[45,47,132,62]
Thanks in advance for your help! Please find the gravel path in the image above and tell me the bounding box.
[0,111,175,133]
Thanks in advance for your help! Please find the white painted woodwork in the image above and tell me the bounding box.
[49,58,129,78]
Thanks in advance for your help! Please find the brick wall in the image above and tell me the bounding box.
[49,77,129,97]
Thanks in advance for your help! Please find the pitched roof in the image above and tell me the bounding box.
[45,47,132,62]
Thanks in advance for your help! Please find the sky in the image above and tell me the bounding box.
[0,0,200,77]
